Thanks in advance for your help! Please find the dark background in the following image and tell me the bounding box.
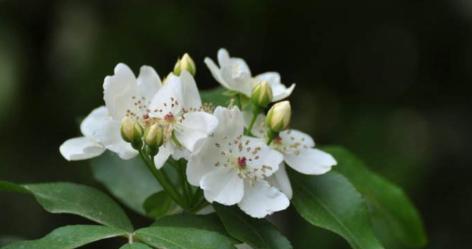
[0,0,470,248]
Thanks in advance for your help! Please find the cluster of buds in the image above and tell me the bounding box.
[121,118,164,155]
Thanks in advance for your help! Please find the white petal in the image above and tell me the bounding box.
[153,143,173,169]
[148,74,184,117]
[80,106,116,144]
[59,137,105,161]
[187,138,226,186]
[255,72,295,101]
[201,166,244,205]
[103,63,138,120]
[220,65,253,96]
[180,71,202,109]
[238,180,289,218]
[279,129,315,148]
[272,83,295,102]
[204,57,229,88]
[213,106,245,139]
[217,48,231,66]
[137,65,161,100]
[284,148,337,175]
[175,112,218,152]
[268,164,293,199]
[106,141,138,160]
[240,136,283,177]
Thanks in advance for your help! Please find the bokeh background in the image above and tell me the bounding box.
[0,0,470,248]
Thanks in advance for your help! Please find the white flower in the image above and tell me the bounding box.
[204,48,295,102]
[147,71,218,168]
[248,114,337,198]
[187,107,289,218]
[60,63,162,161]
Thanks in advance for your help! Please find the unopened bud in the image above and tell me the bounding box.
[173,53,196,76]
[121,117,144,149]
[266,101,291,132]
[251,81,273,107]
[144,124,164,149]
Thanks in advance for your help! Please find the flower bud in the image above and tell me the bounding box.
[121,117,144,149]
[144,124,164,149]
[266,101,291,132]
[251,81,273,107]
[173,53,196,76]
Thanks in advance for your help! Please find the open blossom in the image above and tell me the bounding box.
[60,64,162,160]
[204,48,295,102]
[187,107,289,218]
[248,114,337,198]
[147,71,218,168]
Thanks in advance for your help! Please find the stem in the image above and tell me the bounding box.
[246,106,260,136]
[139,150,186,208]
[266,129,277,145]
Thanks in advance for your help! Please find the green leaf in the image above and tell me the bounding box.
[200,87,230,106]
[324,146,428,248]
[119,243,153,249]
[0,181,28,194]
[135,214,237,249]
[143,191,177,219]
[290,171,384,249]
[1,225,126,249]
[0,181,133,232]
[25,182,133,231]
[214,205,292,249]
[91,152,162,215]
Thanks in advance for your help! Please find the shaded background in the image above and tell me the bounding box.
[0,0,470,248]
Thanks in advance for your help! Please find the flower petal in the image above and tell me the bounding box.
[214,106,245,139]
[255,72,295,102]
[268,164,293,199]
[106,142,138,160]
[148,73,184,117]
[238,180,289,218]
[279,129,315,148]
[204,57,228,88]
[153,143,173,169]
[137,65,161,101]
[284,148,336,175]
[240,136,283,177]
[103,63,138,120]
[59,137,105,161]
[80,106,116,145]
[180,71,202,109]
[175,112,218,152]
[201,166,244,205]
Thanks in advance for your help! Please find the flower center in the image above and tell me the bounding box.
[237,157,247,169]
[164,113,175,123]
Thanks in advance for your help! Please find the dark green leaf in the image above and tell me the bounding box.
[325,146,428,248]
[214,205,292,249]
[119,242,153,249]
[24,182,133,231]
[200,87,230,106]
[135,214,236,249]
[1,225,126,249]
[91,152,162,215]
[0,181,28,194]
[143,191,177,219]
[290,171,384,249]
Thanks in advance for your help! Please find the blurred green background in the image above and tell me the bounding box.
[0,0,470,248]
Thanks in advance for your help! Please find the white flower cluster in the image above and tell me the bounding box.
[60,49,337,218]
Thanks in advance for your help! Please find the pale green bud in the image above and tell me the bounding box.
[251,80,273,107]
[144,124,164,149]
[173,53,196,76]
[266,101,291,132]
[121,117,144,149]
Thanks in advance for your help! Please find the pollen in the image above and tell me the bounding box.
[237,157,247,169]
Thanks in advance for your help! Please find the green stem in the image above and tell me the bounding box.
[139,150,186,208]
[246,106,260,136]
